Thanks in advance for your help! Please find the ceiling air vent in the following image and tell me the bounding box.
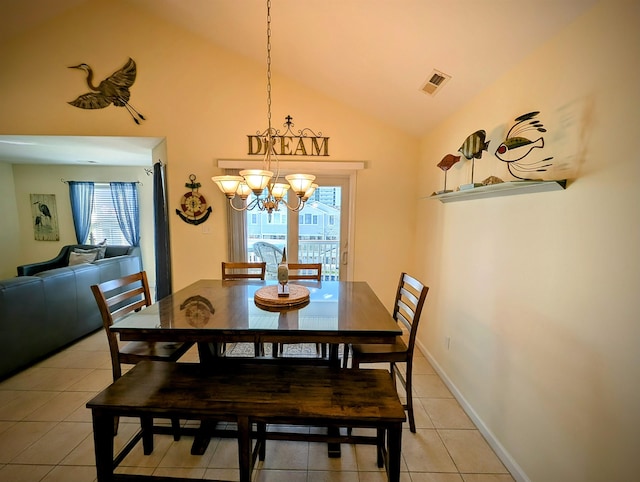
[420,69,451,96]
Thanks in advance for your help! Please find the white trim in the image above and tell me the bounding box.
[415,339,530,482]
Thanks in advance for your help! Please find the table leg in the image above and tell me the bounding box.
[327,425,341,458]
[197,342,224,364]
[191,419,217,455]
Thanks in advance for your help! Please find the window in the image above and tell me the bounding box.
[87,183,131,246]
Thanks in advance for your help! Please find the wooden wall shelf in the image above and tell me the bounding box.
[427,180,567,203]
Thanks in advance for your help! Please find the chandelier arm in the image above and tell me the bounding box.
[228,197,249,212]
[228,196,262,212]
[280,196,306,212]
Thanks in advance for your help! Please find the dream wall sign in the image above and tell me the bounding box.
[247,116,329,157]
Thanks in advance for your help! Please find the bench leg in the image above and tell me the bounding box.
[237,416,251,482]
[92,410,115,482]
[387,424,402,482]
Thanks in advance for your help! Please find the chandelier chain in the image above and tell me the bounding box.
[266,0,272,137]
[211,0,317,216]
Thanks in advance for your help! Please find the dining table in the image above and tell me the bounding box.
[111,278,402,362]
[109,278,403,455]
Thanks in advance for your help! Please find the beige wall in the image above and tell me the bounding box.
[416,1,640,481]
[0,0,417,306]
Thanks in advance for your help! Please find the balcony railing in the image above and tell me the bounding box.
[249,240,340,281]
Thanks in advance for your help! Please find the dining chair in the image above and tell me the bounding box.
[343,272,429,433]
[273,263,325,358]
[91,271,194,436]
[221,261,266,356]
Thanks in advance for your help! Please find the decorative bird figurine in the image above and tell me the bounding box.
[68,58,146,124]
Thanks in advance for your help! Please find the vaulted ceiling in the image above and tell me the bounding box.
[0,0,597,164]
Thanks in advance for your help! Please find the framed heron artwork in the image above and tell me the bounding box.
[30,194,59,241]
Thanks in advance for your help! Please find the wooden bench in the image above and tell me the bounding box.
[87,360,405,482]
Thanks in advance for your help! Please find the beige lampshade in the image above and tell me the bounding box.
[236,182,252,200]
[212,175,243,198]
[302,183,318,201]
[270,182,290,201]
[285,173,316,196]
[240,169,273,194]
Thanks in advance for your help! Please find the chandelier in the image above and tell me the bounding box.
[212,0,317,214]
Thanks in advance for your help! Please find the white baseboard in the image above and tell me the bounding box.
[415,339,530,482]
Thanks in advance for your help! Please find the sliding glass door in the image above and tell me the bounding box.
[247,175,350,280]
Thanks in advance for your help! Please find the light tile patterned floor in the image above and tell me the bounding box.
[0,332,514,481]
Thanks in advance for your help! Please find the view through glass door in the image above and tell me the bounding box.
[246,176,349,280]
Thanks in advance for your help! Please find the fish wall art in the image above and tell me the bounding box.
[458,129,490,186]
[495,111,553,180]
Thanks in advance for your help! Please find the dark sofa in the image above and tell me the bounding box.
[0,245,142,379]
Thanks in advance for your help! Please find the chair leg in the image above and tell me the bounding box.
[254,342,263,357]
[405,362,416,433]
[342,344,350,368]
[113,415,120,436]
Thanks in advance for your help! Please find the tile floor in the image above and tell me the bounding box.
[0,332,515,482]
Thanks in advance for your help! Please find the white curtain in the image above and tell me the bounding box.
[225,169,248,261]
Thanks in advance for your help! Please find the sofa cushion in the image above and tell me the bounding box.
[69,251,98,266]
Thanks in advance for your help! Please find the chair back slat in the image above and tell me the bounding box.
[392,272,429,354]
[90,271,154,382]
[288,263,322,281]
[222,262,266,280]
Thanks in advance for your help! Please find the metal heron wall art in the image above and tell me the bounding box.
[67,57,146,124]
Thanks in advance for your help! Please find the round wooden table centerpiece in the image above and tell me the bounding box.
[254,284,310,309]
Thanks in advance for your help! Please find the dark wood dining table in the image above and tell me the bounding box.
[110,278,402,456]
[111,278,402,363]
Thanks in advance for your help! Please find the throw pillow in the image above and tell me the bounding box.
[96,239,108,259]
[68,251,98,266]
[74,245,106,260]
